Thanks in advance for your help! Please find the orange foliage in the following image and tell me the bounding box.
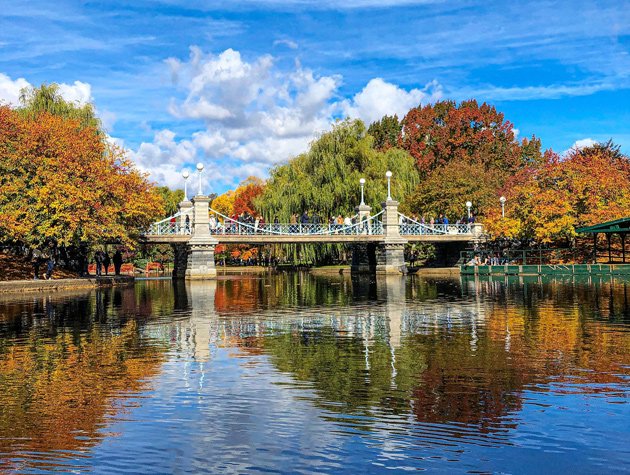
[0,106,164,247]
[485,143,630,243]
[232,176,265,216]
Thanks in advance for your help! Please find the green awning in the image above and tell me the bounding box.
[576,217,630,234]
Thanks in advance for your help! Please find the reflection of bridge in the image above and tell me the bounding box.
[141,194,483,279]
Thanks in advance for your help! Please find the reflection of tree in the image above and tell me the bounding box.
[237,276,630,434]
[214,273,354,315]
[259,328,412,418]
[405,331,526,430]
[0,321,166,470]
[0,289,171,472]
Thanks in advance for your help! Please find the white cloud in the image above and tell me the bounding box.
[128,47,443,189]
[129,129,199,188]
[0,73,93,107]
[561,137,597,157]
[0,73,30,106]
[342,77,442,124]
[273,39,298,49]
[57,80,92,105]
[572,138,597,150]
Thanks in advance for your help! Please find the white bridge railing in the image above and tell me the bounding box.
[208,209,384,236]
[146,212,188,236]
[397,213,472,235]
[145,211,385,236]
[145,211,475,237]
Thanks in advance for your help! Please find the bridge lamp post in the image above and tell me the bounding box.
[196,162,204,196]
[500,196,506,218]
[359,178,366,206]
[466,201,472,219]
[385,171,393,201]
[182,170,190,201]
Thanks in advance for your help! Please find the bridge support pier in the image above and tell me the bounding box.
[376,199,408,274]
[375,241,407,274]
[185,242,217,279]
[184,195,218,280]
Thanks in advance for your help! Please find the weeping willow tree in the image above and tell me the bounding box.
[256,119,418,219]
[255,119,420,264]
[18,84,101,130]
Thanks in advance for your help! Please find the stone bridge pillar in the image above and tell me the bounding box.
[178,199,193,234]
[376,200,408,274]
[185,195,219,280]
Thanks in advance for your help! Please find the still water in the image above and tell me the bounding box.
[0,273,629,474]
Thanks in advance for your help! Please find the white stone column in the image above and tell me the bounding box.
[185,195,219,280]
[178,199,193,234]
[376,200,408,274]
[355,203,372,234]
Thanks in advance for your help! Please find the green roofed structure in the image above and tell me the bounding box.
[576,217,630,263]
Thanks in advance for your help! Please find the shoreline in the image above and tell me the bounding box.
[0,276,135,294]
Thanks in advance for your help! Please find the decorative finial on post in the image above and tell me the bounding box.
[182,169,190,201]
[466,201,472,219]
[196,162,204,196]
[500,196,506,218]
[359,178,366,206]
[385,170,393,201]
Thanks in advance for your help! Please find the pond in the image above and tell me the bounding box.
[0,273,629,473]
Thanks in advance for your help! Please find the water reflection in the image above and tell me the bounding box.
[0,274,628,473]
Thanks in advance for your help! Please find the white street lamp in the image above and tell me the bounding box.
[196,162,204,196]
[500,196,506,218]
[385,170,393,201]
[182,169,190,201]
[466,201,472,219]
[359,178,366,206]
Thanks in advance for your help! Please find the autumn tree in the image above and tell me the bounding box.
[0,106,164,248]
[400,100,543,218]
[407,158,504,221]
[233,176,265,216]
[211,190,236,217]
[484,142,630,243]
[156,186,184,217]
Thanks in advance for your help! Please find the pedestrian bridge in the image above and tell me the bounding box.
[141,194,483,279]
[143,209,480,244]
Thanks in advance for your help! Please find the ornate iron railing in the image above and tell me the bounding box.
[208,209,384,236]
[397,213,472,235]
[146,212,190,236]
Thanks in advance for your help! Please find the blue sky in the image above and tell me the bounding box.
[1,0,629,193]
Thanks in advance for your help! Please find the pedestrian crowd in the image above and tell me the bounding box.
[398,213,476,226]
[211,211,371,234]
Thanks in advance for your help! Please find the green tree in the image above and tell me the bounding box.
[255,119,419,220]
[155,186,184,218]
[18,83,101,130]
[367,114,401,151]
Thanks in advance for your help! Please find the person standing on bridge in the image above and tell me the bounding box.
[344,215,352,234]
[300,211,309,233]
[185,215,190,234]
